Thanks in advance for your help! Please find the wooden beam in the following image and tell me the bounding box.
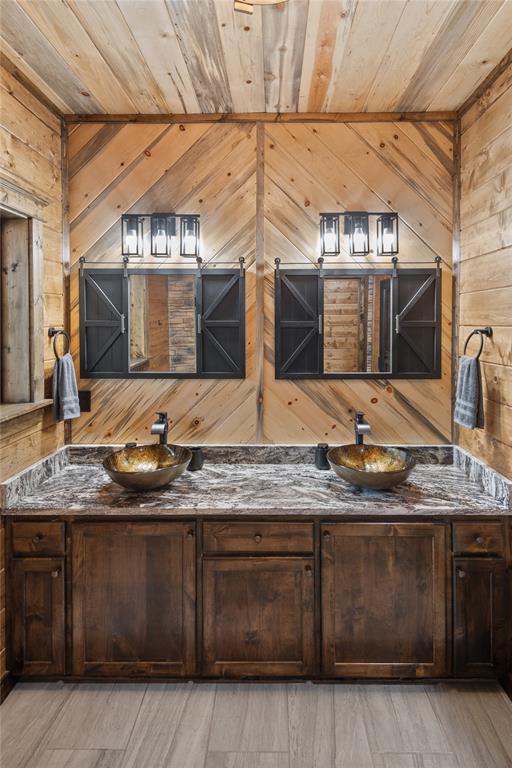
[61,121,73,444]
[0,52,64,120]
[63,111,458,124]
[255,122,265,441]
[451,118,461,447]
[458,47,512,117]
[28,218,44,402]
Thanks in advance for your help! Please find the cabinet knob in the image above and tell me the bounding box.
[186,529,194,540]
[323,530,331,540]
[457,569,466,579]
[475,536,484,545]
[254,533,262,543]
[305,564,313,576]
[51,569,60,579]
[32,534,42,544]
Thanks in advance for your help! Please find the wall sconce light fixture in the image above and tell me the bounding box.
[151,214,178,256]
[180,215,200,257]
[320,213,340,257]
[344,212,369,257]
[121,214,144,257]
[376,213,399,256]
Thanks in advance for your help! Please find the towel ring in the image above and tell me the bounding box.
[48,327,71,359]
[463,326,493,360]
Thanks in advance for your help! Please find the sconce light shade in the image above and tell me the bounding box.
[344,212,369,257]
[151,214,177,256]
[320,213,340,257]
[180,215,200,257]
[121,214,144,257]
[377,213,399,256]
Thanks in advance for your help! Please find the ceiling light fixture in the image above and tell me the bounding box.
[234,0,287,15]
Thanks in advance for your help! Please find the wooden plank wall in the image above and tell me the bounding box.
[0,61,65,481]
[458,62,512,479]
[263,122,453,444]
[0,61,64,697]
[69,119,453,445]
[69,122,258,445]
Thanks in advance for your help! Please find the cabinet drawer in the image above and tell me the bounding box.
[453,522,504,556]
[12,522,65,556]
[203,522,314,554]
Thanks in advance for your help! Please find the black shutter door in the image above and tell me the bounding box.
[275,272,322,377]
[80,270,128,376]
[393,270,441,377]
[197,271,245,377]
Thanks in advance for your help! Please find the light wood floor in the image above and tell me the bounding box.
[1,681,512,768]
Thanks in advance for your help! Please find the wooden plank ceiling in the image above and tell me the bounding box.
[1,0,511,116]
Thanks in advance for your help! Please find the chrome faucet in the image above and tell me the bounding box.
[151,412,169,446]
[354,412,371,445]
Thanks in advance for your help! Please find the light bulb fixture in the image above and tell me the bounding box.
[319,213,340,257]
[234,0,287,14]
[121,214,144,257]
[150,214,178,256]
[180,215,200,258]
[376,213,399,256]
[344,212,369,257]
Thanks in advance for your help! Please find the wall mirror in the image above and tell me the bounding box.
[275,267,441,379]
[79,268,245,379]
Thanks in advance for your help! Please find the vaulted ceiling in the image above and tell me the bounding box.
[1,0,511,116]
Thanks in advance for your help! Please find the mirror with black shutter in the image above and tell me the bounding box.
[275,266,440,380]
[80,267,245,379]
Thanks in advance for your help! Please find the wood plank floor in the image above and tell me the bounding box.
[1,682,512,768]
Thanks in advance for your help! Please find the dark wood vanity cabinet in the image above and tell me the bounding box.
[72,522,196,676]
[202,556,315,677]
[10,522,66,676]
[453,558,507,677]
[321,522,447,677]
[202,522,315,676]
[6,516,511,683]
[452,522,508,678]
[453,521,510,678]
[11,558,65,676]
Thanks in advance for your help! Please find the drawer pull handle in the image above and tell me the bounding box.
[457,569,466,579]
[254,534,262,543]
[32,534,43,544]
[475,536,484,545]
[51,569,60,579]
[186,529,194,540]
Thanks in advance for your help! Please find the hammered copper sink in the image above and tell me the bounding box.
[103,444,192,491]
[327,445,416,490]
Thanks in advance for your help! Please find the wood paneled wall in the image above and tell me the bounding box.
[0,61,65,697]
[0,61,65,482]
[458,62,512,479]
[69,119,453,446]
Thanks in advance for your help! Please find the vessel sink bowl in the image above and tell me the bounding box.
[327,444,416,490]
[103,444,192,491]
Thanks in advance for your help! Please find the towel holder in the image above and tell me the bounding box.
[48,327,71,358]
[463,326,493,360]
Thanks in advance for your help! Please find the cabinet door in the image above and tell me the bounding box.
[12,558,65,676]
[203,557,315,677]
[454,558,506,677]
[72,522,196,676]
[321,523,447,678]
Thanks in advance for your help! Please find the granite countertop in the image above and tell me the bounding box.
[4,460,509,517]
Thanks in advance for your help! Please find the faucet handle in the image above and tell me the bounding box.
[156,411,168,421]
